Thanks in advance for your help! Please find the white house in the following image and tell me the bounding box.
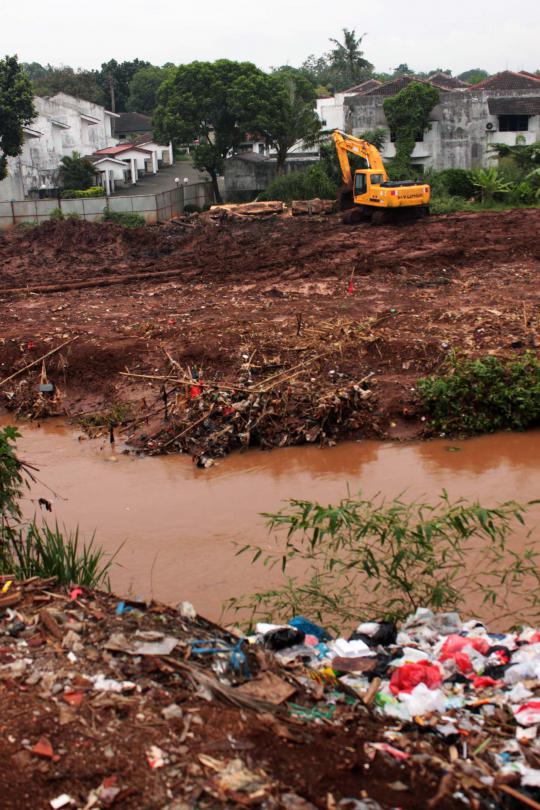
[87,156,131,195]
[130,138,174,172]
[0,93,118,201]
[92,144,154,185]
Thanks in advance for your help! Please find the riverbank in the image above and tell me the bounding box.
[0,210,538,459]
[2,578,540,810]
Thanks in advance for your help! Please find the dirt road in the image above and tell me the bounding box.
[0,209,538,457]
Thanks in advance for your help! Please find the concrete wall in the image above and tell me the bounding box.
[224,156,319,202]
[0,182,213,230]
[348,89,540,171]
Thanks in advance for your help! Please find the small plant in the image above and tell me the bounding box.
[418,353,540,435]
[429,195,474,215]
[59,151,95,190]
[12,521,117,588]
[0,426,116,587]
[471,167,512,204]
[78,403,134,435]
[226,492,539,630]
[102,208,146,227]
[50,207,64,220]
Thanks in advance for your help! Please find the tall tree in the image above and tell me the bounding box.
[127,65,169,114]
[231,66,321,173]
[99,59,151,112]
[329,29,373,89]
[0,55,36,181]
[32,66,105,105]
[22,61,49,82]
[153,60,264,203]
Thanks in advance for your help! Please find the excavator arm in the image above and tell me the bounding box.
[332,130,386,186]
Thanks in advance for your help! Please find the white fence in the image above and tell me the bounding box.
[0,182,214,230]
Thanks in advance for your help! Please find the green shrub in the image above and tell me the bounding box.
[0,426,115,587]
[437,168,475,198]
[418,353,540,435]
[61,186,104,199]
[429,195,474,214]
[227,492,539,629]
[50,207,64,220]
[102,208,145,227]
[59,151,95,190]
[12,521,116,588]
[183,203,201,213]
[259,163,337,203]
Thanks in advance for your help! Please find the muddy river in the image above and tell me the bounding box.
[2,420,539,621]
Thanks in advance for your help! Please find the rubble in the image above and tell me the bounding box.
[3,579,540,808]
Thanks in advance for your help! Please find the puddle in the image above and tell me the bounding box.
[3,418,540,621]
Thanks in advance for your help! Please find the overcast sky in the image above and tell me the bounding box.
[3,0,539,76]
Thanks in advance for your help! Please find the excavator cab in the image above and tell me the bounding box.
[353,170,385,199]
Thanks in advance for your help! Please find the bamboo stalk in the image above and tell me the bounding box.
[498,785,540,810]
[0,336,79,387]
[119,371,253,394]
[161,406,215,449]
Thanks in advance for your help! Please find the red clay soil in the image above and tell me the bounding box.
[0,210,538,456]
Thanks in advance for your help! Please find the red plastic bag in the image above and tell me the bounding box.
[471,675,500,690]
[439,634,490,661]
[454,651,472,673]
[390,660,442,694]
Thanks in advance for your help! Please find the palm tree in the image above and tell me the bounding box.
[329,29,372,87]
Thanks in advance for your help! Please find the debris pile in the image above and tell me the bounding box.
[131,332,375,461]
[3,577,540,808]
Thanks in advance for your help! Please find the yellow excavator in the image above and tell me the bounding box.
[333,130,430,224]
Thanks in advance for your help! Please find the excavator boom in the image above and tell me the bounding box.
[332,130,387,185]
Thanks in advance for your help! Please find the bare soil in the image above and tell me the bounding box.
[0,210,538,458]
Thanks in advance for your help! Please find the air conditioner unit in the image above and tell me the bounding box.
[486,122,496,131]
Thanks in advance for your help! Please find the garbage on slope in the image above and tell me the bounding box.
[3,579,540,808]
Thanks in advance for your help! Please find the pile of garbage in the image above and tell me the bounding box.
[2,578,540,809]
[135,357,374,464]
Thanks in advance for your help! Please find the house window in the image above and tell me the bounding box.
[498,115,529,132]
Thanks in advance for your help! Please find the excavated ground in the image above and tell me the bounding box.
[0,209,538,458]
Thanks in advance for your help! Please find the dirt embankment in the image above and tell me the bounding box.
[0,210,538,458]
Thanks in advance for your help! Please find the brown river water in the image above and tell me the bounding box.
[2,419,540,622]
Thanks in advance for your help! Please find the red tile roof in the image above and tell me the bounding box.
[343,79,382,95]
[428,72,469,89]
[365,75,438,97]
[94,144,152,155]
[472,71,540,91]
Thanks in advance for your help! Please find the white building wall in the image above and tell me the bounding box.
[0,94,118,201]
[316,97,347,131]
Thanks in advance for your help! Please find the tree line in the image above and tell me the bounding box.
[21,30,521,116]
